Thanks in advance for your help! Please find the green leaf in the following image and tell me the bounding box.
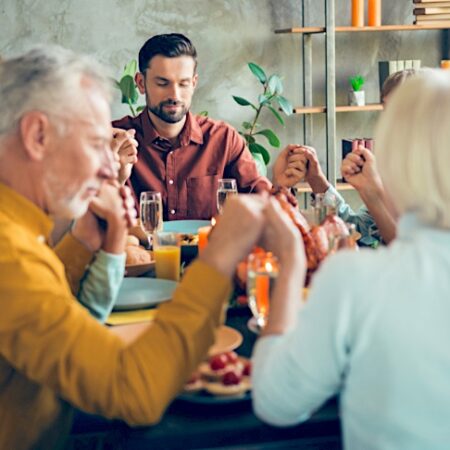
[244,134,256,145]
[255,129,281,148]
[242,121,253,130]
[276,95,293,116]
[119,75,138,104]
[251,152,268,177]
[249,142,271,165]
[268,105,285,126]
[136,105,146,113]
[124,59,137,77]
[198,110,209,117]
[232,95,257,110]
[268,74,283,95]
[258,94,270,106]
[349,75,365,91]
[248,62,267,84]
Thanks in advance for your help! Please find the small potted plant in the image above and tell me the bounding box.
[348,75,365,106]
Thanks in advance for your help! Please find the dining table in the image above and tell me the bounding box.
[70,308,342,449]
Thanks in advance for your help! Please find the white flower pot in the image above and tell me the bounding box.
[348,90,365,106]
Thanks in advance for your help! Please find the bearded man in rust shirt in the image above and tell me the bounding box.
[113,33,304,220]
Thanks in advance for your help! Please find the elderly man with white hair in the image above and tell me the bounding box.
[251,69,450,449]
[0,46,268,449]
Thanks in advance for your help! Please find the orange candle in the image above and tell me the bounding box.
[255,274,270,321]
[368,0,381,27]
[198,226,211,253]
[351,0,364,27]
[441,60,450,70]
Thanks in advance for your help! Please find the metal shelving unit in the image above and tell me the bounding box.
[275,0,450,186]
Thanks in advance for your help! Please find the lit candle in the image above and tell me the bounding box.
[351,0,364,27]
[441,60,450,70]
[368,0,381,27]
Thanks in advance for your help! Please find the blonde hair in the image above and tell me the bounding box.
[375,69,450,229]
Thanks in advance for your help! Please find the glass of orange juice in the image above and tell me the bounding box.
[153,231,181,281]
[246,252,279,328]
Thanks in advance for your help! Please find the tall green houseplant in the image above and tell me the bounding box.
[115,59,145,116]
[233,62,293,176]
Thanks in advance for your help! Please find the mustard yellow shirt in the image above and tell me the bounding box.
[0,182,231,450]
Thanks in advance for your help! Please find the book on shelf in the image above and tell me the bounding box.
[414,7,450,13]
[414,19,450,24]
[413,0,450,4]
[415,13,450,19]
[379,60,421,90]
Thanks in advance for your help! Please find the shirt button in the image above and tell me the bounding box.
[170,209,176,215]
[169,179,174,185]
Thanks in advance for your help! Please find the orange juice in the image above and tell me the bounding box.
[154,246,181,281]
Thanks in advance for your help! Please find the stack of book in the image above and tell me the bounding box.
[413,0,450,26]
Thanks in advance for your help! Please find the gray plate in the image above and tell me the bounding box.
[113,278,177,311]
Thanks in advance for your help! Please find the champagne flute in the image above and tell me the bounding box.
[140,191,163,247]
[216,178,238,214]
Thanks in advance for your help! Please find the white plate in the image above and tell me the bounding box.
[163,220,210,234]
[113,278,177,311]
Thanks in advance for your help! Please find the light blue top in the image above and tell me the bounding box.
[324,185,381,246]
[77,250,125,322]
[252,213,450,450]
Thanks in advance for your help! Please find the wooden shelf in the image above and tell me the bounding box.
[293,104,383,114]
[295,182,355,194]
[275,23,450,34]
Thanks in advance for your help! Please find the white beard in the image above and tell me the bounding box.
[43,172,94,220]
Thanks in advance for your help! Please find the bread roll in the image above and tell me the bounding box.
[126,245,152,265]
[126,235,140,247]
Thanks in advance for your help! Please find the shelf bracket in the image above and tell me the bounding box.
[325,0,337,186]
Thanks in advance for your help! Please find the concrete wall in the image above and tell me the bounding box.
[0,0,444,206]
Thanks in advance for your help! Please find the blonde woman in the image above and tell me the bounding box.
[252,70,450,449]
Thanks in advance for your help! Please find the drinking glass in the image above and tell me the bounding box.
[216,178,238,214]
[247,252,279,328]
[153,231,181,281]
[140,191,163,246]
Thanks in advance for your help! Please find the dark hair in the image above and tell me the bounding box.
[381,69,417,104]
[138,33,197,73]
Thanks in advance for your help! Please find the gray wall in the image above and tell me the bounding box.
[0,0,443,206]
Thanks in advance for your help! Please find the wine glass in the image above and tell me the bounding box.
[247,252,279,329]
[139,191,163,247]
[216,178,238,214]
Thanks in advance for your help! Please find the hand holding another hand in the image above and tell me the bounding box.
[341,146,383,201]
[72,183,137,254]
[200,194,268,278]
[112,128,139,184]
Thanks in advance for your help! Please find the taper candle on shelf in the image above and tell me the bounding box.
[352,0,364,27]
[368,0,381,27]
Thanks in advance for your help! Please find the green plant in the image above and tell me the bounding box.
[115,59,145,116]
[349,75,365,92]
[232,62,292,171]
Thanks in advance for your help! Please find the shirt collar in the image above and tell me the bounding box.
[0,182,54,243]
[142,109,203,150]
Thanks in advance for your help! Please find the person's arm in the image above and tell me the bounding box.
[252,253,356,426]
[342,147,396,244]
[76,250,125,322]
[1,194,267,425]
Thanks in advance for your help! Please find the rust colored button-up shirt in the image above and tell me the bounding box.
[113,110,271,220]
